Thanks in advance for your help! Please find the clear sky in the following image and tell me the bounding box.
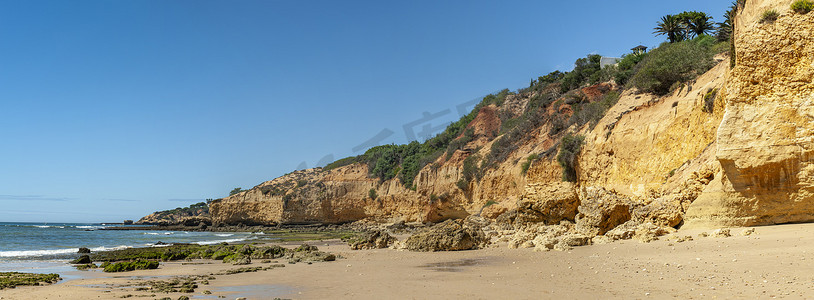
[0,0,730,223]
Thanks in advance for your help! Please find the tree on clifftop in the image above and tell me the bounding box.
[229,187,244,196]
[654,15,685,43]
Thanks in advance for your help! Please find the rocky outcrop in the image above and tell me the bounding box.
[137,202,211,226]
[404,220,487,252]
[349,230,397,250]
[515,182,579,225]
[575,187,632,236]
[685,0,814,227]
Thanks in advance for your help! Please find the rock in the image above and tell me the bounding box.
[250,246,286,259]
[178,296,189,300]
[683,8,814,228]
[404,219,487,252]
[632,195,684,228]
[350,230,397,250]
[70,255,91,264]
[463,215,490,229]
[632,223,674,243]
[604,221,675,243]
[740,228,755,236]
[294,244,318,252]
[559,233,591,247]
[77,247,91,254]
[591,235,613,245]
[575,187,632,236]
[531,233,591,252]
[123,220,133,225]
[239,245,255,255]
[515,182,579,225]
[480,202,508,219]
[385,220,406,231]
[232,256,251,266]
[712,228,731,238]
[494,209,519,230]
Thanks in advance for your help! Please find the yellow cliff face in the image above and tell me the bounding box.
[209,0,813,229]
[579,62,727,198]
[684,0,814,227]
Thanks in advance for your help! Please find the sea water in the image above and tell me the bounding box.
[0,222,257,273]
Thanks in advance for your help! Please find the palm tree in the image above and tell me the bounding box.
[654,15,685,43]
[686,13,715,37]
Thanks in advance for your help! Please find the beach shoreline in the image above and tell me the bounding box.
[4,223,814,299]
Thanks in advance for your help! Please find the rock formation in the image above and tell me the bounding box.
[197,0,814,249]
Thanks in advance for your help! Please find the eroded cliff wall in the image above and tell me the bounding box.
[685,0,814,226]
[209,0,813,229]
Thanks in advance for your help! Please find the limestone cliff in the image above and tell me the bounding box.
[685,0,814,227]
[209,0,813,230]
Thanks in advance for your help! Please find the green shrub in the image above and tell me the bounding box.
[703,88,719,113]
[368,188,377,200]
[760,9,779,23]
[569,90,621,129]
[229,188,244,196]
[456,178,469,191]
[520,154,539,175]
[628,37,717,95]
[792,0,814,13]
[461,155,481,183]
[446,128,475,158]
[561,54,602,93]
[102,260,159,273]
[323,156,364,171]
[557,134,585,182]
[296,180,307,188]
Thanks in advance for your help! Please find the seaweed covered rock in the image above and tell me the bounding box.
[77,247,91,254]
[101,260,159,272]
[0,272,61,289]
[349,230,397,250]
[70,255,91,264]
[250,245,286,259]
[404,219,487,252]
[286,244,336,263]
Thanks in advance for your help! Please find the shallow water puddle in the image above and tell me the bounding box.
[420,257,490,272]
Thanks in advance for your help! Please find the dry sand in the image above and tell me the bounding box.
[3,223,814,299]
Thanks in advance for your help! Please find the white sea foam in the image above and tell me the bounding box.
[0,245,131,258]
[195,238,249,245]
[144,232,160,235]
[215,234,234,237]
[76,225,103,230]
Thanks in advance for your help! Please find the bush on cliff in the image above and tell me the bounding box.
[557,134,585,182]
[792,0,814,14]
[560,54,602,93]
[325,89,513,188]
[628,35,717,96]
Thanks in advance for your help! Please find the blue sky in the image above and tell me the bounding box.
[0,0,730,223]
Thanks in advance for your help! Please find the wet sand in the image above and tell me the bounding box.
[4,223,814,299]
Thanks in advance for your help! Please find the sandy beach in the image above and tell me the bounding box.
[2,223,814,299]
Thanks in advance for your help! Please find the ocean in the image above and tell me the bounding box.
[0,222,258,274]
